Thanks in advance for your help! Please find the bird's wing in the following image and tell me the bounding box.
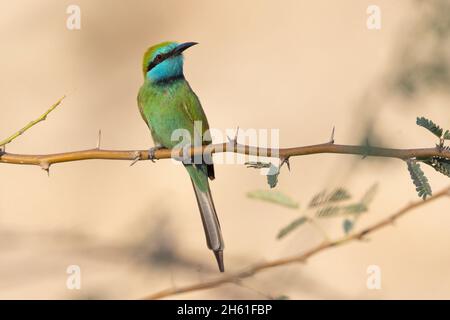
[137,89,150,128]
[137,85,160,145]
[180,82,211,144]
[180,82,215,180]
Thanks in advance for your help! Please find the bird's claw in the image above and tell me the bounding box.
[148,145,163,163]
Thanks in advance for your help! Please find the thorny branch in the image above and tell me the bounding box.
[143,185,450,299]
[0,100,449,170]
[1,142,450,170]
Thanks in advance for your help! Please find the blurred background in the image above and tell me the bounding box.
[0,0,449,299]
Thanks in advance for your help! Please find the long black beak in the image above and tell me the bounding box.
[173,42,198,55]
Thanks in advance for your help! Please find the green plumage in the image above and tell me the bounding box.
[138,77,211,191]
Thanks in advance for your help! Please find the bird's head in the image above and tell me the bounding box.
[142,41,198,83]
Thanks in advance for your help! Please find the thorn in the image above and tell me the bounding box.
[280,156,291,171]
[226,127,240,154]
[227,126,239,145]
[129,157,140,167]
[234,126,239,142]
[96,130,102,149]
[329,126,335,144]
[362,138,370,159]
[129,151,141,167]
[40,162,50,176]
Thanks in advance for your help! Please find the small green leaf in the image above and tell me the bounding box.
[407,160,432,199]
[328,188,351,202]
[343,219,353,234]
[316,206,340,217]
[247,190,299,208]
[360,183,379,206]
[444,130,450,140]
[308,188,351,207]
[317,203,368,218]
[416,117,443,138]
[267,164,280,188]
[342,203,368,214]
[277,216,308,239]
[308,190,326,207]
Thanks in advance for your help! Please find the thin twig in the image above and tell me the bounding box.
[143,186,450,299]
[0,96,65,147]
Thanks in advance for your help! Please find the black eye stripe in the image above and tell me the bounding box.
[146,52,171,72]
[146,61,156,72]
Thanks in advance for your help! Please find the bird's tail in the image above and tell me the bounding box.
[190,179,225,272]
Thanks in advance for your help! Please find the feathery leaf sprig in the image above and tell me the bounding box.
[407,160,432,199]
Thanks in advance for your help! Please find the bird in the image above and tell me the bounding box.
[137,41,225,272]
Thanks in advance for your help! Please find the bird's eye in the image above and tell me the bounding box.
[155,54,162,62]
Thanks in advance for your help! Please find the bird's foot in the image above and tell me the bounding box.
[148,145,164,162]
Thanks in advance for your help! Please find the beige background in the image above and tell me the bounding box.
[0,0,449,299]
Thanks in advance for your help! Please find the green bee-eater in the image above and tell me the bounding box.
[137,42,225,272]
